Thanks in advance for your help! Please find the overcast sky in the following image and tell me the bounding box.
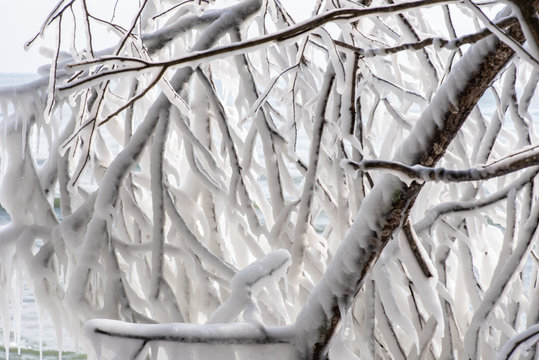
[0,0,59,73]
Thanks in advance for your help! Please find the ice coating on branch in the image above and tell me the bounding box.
[463,200,539,359]
[1,0,538,358]
[208,249,291,323]
[294,175,405,352]
[397,232,443,330]
[394,31,500,166]
[85,319,295,359]
[496,323,539,360]
[373,259,419,351]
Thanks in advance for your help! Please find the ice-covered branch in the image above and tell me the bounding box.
[464,0,539,66]
[341,150,539,183]
[84,250,291,357]
[3,0,539,358]
[150,110,169,299]
[463,200,539,359]
[163,190,236,280]
[334,15,519,57]
[85,320,294,346]
[508,0,539,59]
[291,66,335,283]
[496,323,539,360]
[413,167,538,233]
[60,0,459,91]
[66,0,265,315]
[208,249,291,323]
[295,5,529,357]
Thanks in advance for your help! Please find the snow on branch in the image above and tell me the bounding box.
[341,149,539,183]
[496,323,539,360]
[85,250,292,357]
[59,0,460,92]
[295,3,531,357]
[413,167,539,233]
[85,320,294,345]
[463,200,539,359]
[85,320,295,359]
[208,249,291,324]
[333,15,519,57]
[2,0,539,358]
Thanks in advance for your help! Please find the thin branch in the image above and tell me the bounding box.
[98,67,166,126]
[341,151,539,182]
[150,109,169,299]
[25,0,75,48]
[464,0,539,66]
[463,200,539,359]
[413,168,539,233]
[61,0,460,91]
[403,219,433,278]
[333,16,519,57]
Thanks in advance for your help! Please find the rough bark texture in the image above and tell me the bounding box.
[294,6,534,359]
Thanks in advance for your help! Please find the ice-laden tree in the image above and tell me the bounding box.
[1,0,539,358]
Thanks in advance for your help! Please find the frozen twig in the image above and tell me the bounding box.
[496,323,539,360]
[208,249,291,323]
[290,67,335,284]
[333,15,519,57]
[341,151,539,183]
[413,168,539,233]
[60,0,460,91]
[150,110,169,299]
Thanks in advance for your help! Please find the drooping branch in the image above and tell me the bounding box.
[463,199,539,359]
[65,0,266,316]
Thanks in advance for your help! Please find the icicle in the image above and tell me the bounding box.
[315,28,345,95]
[373,259,419,352]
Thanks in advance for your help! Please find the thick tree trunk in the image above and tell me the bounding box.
[293,4,536,358]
